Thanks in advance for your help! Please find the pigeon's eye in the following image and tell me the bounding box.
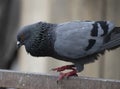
[20,34,25,41]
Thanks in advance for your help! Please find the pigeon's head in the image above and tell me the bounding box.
[17,22,55,56]
[17,22,45,49]
[17,25,32,49]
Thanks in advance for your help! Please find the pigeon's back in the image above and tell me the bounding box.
[53,21,115,59]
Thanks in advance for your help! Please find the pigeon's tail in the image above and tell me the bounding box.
[102,27,120,51]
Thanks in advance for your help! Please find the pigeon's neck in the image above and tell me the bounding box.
[39,22,56,56]
[26,22,56,57]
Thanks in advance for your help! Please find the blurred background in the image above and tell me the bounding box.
[0,0,120,82]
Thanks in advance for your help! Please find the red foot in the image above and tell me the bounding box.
[52,65,78,81]
[52,65,75,72]
[58,69,78,81]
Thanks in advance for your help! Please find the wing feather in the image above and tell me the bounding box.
[54,21,115,59]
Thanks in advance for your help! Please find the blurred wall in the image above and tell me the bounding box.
[0,0,20,69]
[18,0,120,80]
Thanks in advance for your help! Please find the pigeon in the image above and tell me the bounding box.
[17,21,120,80]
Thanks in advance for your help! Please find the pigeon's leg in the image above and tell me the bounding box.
[52,65,75,72]
[58,68,78,81]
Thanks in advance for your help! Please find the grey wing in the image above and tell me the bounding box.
[54,21,114,59]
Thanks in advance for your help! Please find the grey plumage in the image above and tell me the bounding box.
[17,21,120,73]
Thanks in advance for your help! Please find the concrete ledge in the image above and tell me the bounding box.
[0,69,120,89]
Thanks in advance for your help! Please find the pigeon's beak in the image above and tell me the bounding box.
[17,41,22,49]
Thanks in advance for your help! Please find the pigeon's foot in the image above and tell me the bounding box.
[52,65,78,81]
[52,65,75,72]
[58,69,78,81]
